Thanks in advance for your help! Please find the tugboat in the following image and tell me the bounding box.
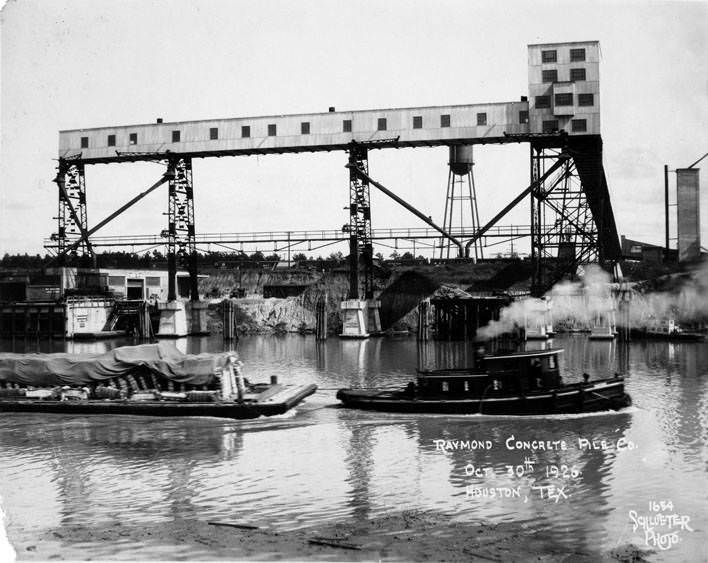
[634,319,706,342]
[0,343,317,419]
[337,348,630,415]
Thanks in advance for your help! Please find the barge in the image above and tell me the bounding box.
[0,343,316,419]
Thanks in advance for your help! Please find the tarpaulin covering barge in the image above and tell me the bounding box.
[0,343,316,419]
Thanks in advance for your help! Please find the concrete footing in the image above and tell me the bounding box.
[158,300,211,337]
[187,300,210,335]
[340,299,369,338]
[340,298,382,338]
[366,299,382,335]
[157,301,189,337]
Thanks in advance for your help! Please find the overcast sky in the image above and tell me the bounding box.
[1,0,707,258]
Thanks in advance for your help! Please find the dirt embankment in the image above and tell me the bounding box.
[204,270,352,335]
[201,262,519,335]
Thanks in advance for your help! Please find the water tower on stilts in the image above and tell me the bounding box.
[441,146,483,260]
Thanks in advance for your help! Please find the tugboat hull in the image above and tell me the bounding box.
[337,379,630,415]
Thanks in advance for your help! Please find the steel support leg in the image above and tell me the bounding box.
[530,143,600,295]
[54,159,92,262]
[347,145,373,300]
[166,157,198,302]
[441,150,483,260]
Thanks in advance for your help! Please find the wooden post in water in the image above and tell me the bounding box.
[417,299,430,341]
[223,299,237,341]
[223,300,230,340]
[315,294,327,340]
[138,301,152,340]
[617,284,632,342]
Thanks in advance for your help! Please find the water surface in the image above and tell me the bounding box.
[0,334,706,561]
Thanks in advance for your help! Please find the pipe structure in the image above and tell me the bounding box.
[464,154,569,256]
[346,164,464,257]
[58,171,173,257]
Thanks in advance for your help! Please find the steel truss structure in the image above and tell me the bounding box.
[166,157,198,301]
[530,143,599,294]
[347,145,374,299]
[52,159,92,260]
[48,139,618,302]
[440,163,483,261]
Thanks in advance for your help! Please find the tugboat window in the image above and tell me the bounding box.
[549,355,556,369]
[442,381,449,392]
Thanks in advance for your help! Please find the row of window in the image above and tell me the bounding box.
[77,112,504,148]
[541,67,587,83]
[542,47,586,63]
[542,119,588,133]
[535,93,594,109]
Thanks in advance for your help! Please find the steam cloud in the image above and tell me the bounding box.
[475,262,708,340]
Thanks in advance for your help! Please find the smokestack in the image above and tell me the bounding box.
[665,164,669,254]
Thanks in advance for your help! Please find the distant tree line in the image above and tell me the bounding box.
[1,248,429,271]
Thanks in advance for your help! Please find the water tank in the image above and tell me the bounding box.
[449,145,474,175]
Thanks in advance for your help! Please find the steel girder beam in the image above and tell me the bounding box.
[347,145,373,299]
[58,172,173,259]
[463,155,569,257]
[348,163,464,258]
[166,157,198,301]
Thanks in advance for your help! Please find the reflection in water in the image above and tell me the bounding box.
[342,419,376,523]
[0,334,706,561]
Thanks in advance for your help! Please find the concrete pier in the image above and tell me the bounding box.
[366,299,382,336]
[188,301,210,335]
[157,301,189,337]
[340,299,369,338]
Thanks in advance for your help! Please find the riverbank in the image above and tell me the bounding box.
[15,510,651,562]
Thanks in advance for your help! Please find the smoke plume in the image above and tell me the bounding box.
[475,261,708,339]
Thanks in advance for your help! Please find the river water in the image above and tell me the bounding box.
[0,334,706,561]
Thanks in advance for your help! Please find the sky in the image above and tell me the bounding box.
[1,0,707,259]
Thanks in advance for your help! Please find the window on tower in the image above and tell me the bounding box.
[542,120,559,133]
[542,50,557,63]
[571,119,587,132]
[578,93,594,106]
[535,95,551,109]
[542,69,558,83]
[570,48,586,62]
[554,93,573,106]
[570,68,586,82]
